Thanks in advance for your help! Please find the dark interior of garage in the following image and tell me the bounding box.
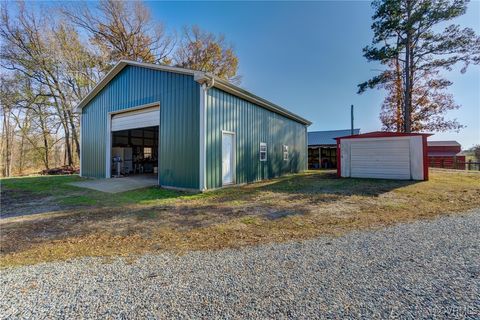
[111,126,158,177]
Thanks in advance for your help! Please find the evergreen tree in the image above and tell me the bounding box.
[359,0,480,132]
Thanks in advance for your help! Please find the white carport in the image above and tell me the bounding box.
[336,132,431,181]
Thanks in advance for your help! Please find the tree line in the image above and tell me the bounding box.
[0,0,239,177]
[2,0,478,177]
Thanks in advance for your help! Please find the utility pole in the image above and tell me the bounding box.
[404,0,412,133]
[351,104,354,135]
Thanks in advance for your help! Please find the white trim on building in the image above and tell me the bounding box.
[75,60,311,126]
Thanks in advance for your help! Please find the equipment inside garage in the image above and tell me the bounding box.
[111,126,158,177]
[109,105,160,178]
[335,132,431,181]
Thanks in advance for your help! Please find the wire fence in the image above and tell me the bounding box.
[429,159,480,171]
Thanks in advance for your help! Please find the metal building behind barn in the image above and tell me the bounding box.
[76,60,311,191]
[308,129,360,169]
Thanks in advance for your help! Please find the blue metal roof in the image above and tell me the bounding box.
[308,129,361,146]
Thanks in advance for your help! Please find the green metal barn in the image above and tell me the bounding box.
[76,60,310,191]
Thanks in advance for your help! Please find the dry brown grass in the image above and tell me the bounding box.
[1,169,479,268]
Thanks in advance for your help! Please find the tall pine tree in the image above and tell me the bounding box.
[359,0,480,133]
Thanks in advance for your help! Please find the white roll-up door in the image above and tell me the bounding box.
[350,139,411,179]
[111,106,159,131]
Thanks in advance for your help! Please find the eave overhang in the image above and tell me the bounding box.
[75,60,311,126]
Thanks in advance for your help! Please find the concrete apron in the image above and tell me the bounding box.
[70,175,158,193]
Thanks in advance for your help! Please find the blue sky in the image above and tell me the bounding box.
[148,1,480,149]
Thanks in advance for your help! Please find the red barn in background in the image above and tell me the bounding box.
[427,141,465,169]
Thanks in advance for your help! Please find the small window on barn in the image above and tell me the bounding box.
[260,143,267,161]
[144,147,152,159]
[283,145,289,161]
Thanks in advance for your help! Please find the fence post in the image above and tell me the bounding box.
[468,160,471,171]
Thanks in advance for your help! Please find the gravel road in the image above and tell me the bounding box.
[1,210,479,319]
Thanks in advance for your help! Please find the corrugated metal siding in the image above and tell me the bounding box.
[81,65,200,189]
[340,136,426,180]
[428,156,466,169]
[308,129,360,146]
[205,87,307,189]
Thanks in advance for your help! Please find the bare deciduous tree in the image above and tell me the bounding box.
[62,0,174,65]
[175,26,240,83]
[1,3,78,165]
[0,0,241,177]
[379,61,463,132]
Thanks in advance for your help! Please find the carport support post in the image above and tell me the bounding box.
[318,147,321,169]
[336,139,341,177]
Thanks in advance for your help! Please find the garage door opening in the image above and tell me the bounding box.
[107,104,160,179]
[110,126,159,178]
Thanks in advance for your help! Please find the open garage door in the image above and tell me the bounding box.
[111,106,159,132]
[107,105,160,178]
[350,139,411,179]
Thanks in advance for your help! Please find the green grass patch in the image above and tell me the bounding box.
[115,187,183,205]
[135,211,160,220]
[0,175,189,209]
[240,216,262,225]
[0,175,83,194]
[59,195,99,206]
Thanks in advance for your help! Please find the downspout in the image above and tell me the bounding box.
[205,77,215,90]
[199,74,214,191]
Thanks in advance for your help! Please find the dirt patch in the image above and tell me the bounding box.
[0,189,64,218]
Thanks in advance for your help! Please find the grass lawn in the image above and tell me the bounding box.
[1,169,479,268]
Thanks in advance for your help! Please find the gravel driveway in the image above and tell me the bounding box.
[2,209,479,319]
